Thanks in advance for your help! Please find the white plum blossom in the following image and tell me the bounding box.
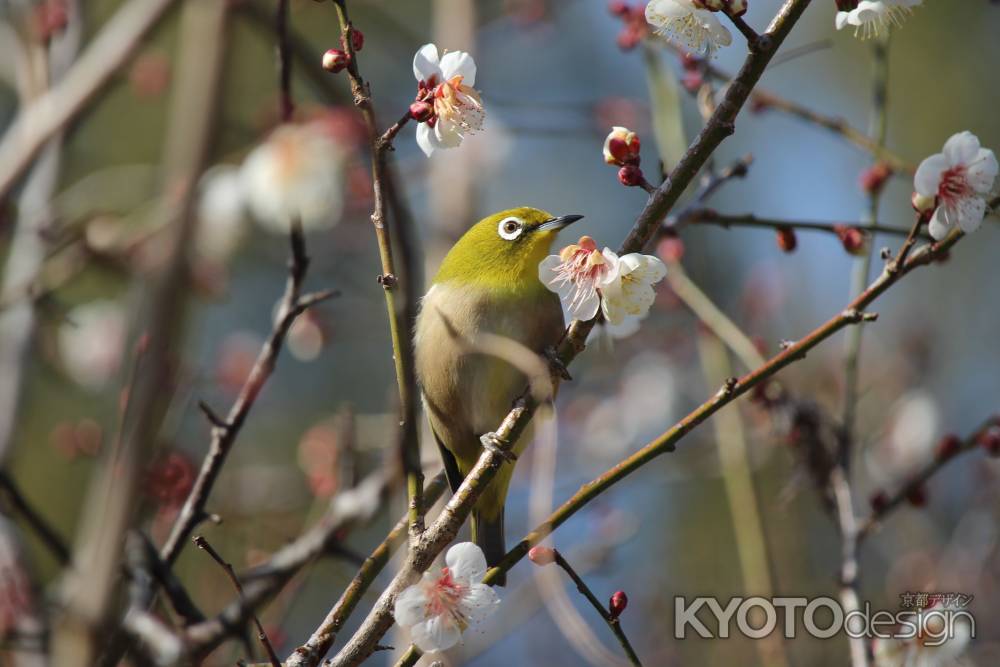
[412,43,485,157]
[539,236,620,321]
[645,0,732,55]
[600,253,667,325]
[872,606,973,667]
[835,1,923,40]
[58,300,127,391]
[393,542,499,653]
[540,236,666,325]
[914,131,998,240]
[239,121,347,233]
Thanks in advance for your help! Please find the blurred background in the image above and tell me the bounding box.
[0,0,998,665]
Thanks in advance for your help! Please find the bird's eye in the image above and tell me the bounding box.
[498,217,524,241]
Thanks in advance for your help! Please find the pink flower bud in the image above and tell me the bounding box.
[322,49,349,73]
[935,434,962,460]
[409,101,434,122]
[609,590,628,619]
[869,490,889,513]
[656,235,685,263]
[834,225,867,256]
[906,484,928,508]
[681,70,704,94]
[616,27,642,51]
[978,426,1000,457]
[528,546,557,566]
[775,226,797,253]
[603,126,642,166]
[859,162,893,195]
[618,164,644,187]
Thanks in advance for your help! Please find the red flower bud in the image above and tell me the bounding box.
[616,28,642,51]
[906,484,928,508]
[681,70,704,94]
[322,49,350,73]
[869,490,889,514]
[609,590,628,619]
[349,28,365,52]
[409,101,434,123]
[935,434,962,460]
[776,225,797,253]
[859,162,893,195]
[978,426,1000,457]
[618,164,644,187]
[528,546,557,566]
[603,127,641,166]
[608,1,630,17]
[834,225,867,256]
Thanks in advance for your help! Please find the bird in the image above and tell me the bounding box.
[414,206,582,585]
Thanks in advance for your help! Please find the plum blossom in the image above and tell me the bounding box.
[540,237,666,324]
[835,1,923,40]
[239,120,347,233]
[58,299,127,391]
[411,44,485,157]
[539,236,619,321]
[644,0,732,55]
[393,542,500,652]
[600,253,667,325]
[196,165,248,261]
[914,131,998,240]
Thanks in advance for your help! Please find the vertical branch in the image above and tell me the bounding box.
[837,37,890,667]
[329,0,422,543]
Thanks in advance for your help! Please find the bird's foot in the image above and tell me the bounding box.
[480,432,517,464]
[543,346,572,382]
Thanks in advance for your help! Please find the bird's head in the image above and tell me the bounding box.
[434,207,583,292]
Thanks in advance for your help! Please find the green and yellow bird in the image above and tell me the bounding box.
[415,207,582,584]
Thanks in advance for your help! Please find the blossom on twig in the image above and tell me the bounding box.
[835,1,923,40]
[913,131,998,240]
[393,542,500,653]
[411,44,485,157]
[645,0,733,55]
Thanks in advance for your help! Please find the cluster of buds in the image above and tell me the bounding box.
[692,0,748,16]
[321,28,364,74]
[608,2,649,51]
[603,126,646,187]
[408,76,437,124]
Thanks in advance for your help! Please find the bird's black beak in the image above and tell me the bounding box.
[535,214,584,232]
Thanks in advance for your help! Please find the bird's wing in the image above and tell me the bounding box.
[430,424,465,494]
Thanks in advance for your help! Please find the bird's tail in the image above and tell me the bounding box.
[471,508,506,587]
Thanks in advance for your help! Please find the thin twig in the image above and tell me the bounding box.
[329,0,423,546]
[194,536,281,667]
[679,210,921,239]
[553,551,642,667]
[0,471,71,565]
[857,418,996,541]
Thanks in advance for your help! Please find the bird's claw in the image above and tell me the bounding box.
[543,346,572,382]
[480,432,517,463]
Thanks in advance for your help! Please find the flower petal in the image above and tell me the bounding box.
[410,615,462,653]
[438,50,477,86]
[415,122,438,157]
[942,131,980,167]
[446,542,488,582]
[913,153,948,196]
[967,148,999,193]
[597,248,621,288]
[835,11,851,29]
[393,582,429,628]
[571,290,602,322]
[702,12,733,47]
[413,43,442,82]
[954,196,986,233]
[457,583,500,625]
[433,118,465,149]
[927,208,950,240]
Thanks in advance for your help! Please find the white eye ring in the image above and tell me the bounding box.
[498,217,524,241]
